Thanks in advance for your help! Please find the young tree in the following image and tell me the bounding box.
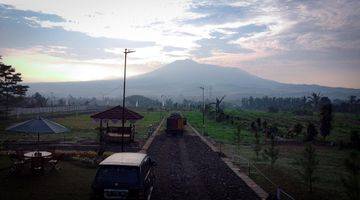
[304,122,318,142]
[234,125,242,154]
[32,92,48,107]
[293,123,304,137]
[0,57,28,119]
[214,95,226,121]
[342,151,360,200]
[256,118,262,130]
[261,120,270,138]
[263,134,279,169]
[319,97,332,140]
[350,130,360,150]
[308,92,322,111]
[234,125,242,145]
[251,121,261,160]
[348,95,357,113]
[298,143,319,193]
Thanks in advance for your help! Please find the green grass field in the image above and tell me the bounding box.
[0,110,164,143]
[0,155,96,200]
[186,109,360,144]
[184,110,359,200]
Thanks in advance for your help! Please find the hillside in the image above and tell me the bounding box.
[27,59,360,100]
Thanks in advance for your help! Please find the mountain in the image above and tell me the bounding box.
[27,59,360,100]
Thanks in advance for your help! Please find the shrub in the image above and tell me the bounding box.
[263,135,279,169]
[251,121,261,160]
[304,123,318,142]
[350,130,360,150]
[319,98,333,140]
[298,143,319,193]
[293,123,304,137]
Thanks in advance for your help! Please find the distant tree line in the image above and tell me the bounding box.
[126,95,161,108]
[240,94,360,114]
[20,93,101,108]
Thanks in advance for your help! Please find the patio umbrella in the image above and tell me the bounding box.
[5,116,69,150]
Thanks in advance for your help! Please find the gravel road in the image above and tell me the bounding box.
[148,129,260,200]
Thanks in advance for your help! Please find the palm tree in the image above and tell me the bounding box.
[308,92,321,110]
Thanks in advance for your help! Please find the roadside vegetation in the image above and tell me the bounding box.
[185,109,359,200]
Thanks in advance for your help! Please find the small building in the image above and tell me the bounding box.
[91,106,144,143]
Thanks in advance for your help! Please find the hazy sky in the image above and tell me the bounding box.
[0,0,359,88]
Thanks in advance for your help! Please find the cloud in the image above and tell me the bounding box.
[0,0,359,88]
[0,4,65,22]
[162,46,187,52]
[0,4,155,60]
[182,3,248,25]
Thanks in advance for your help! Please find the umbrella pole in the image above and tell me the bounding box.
[37,132,40,152]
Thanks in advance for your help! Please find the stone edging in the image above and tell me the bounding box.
[139,118,165,153]
[188,123,269,200]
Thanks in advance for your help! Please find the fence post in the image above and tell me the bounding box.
[232,146,235,162]
[276,187,281,200]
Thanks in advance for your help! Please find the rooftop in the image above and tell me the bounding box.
[91,105,144,121]
[99,152,147,166]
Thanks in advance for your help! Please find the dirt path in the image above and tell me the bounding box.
[148,129,260,200]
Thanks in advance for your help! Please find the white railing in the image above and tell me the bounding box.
[7,105,103,118]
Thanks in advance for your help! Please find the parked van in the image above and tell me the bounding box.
[92,153,156,200]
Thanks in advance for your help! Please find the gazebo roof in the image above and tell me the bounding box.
[91,105,144,121]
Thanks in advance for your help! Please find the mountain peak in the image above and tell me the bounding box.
[171,59,198,65]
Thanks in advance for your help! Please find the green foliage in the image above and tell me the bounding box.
[350,130,360,150]
[0,58,28,119]
[304,122,318,142]
[31,92,48,107]
[262,135,279,169]
[251,121,262,160]
[185,110,358,199]
[308,92,322,111]
[234,125,242,145]
[342,151,360,200]
[292,123,303,137]
[319,97,333,140]
[298,143,319,193]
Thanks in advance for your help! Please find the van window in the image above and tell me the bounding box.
[95,165,139,186]
[141,157,151,176]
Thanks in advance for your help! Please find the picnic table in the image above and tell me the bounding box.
[24,151,52,158]
[8,151,58,175]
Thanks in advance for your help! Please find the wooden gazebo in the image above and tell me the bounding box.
[91,106,143,143]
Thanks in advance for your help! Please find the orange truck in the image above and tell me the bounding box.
[165,112,186,135]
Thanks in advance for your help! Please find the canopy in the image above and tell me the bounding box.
[6,117,69,134]
[91,105,143,121]
[6,116,69,150]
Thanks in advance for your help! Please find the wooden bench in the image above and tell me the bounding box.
[104,126,135,143]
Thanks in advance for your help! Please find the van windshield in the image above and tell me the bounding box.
[95,165,139,186]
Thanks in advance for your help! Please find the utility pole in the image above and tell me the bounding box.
[121,48,135,152]
[50,92,54,114]
[200,86,205,135]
